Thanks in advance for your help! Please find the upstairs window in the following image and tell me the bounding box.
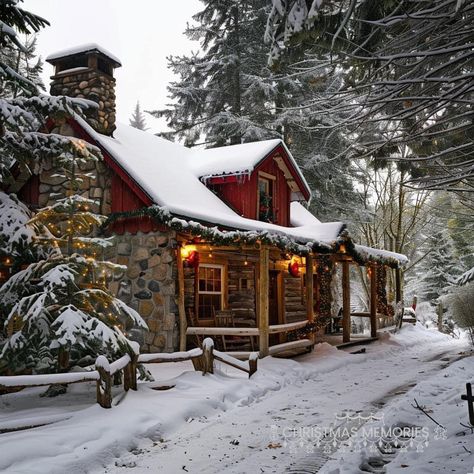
[258,176,274,223]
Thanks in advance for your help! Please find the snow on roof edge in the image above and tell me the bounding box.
[46,43,122,66]
[353,244,408,267]
[194,138,312,202]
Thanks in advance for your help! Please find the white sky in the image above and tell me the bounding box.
[22,0,202,133]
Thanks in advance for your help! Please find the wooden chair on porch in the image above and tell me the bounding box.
[213,309,255,352]
[186,307,202,348]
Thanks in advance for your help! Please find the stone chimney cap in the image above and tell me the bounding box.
[46,43,121,68]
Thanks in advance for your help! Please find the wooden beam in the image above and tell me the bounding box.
[370,264,378,338]
[177,244,187,351]
[342,260,351,343]
[258,246,270,357]
[305,255,314,324]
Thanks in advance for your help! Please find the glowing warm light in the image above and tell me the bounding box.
[182,245,200,268]
[339,243,347,254]
[181,244,197,259]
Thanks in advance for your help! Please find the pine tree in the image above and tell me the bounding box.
[0,0,92,183]
[152,0,278,146]
[0,144,147,374]
[0,34,44,99]
[265,0,474,191]
[0,1,147,375]
[129,101,148,131]
[0,191,51,272]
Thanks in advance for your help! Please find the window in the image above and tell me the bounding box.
[198,264,224,318]
[258,177,274,222]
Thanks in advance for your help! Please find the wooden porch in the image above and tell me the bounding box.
[176,238,400,358]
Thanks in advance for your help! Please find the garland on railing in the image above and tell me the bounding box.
[287,318,332,341]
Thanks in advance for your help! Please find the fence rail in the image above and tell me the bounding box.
[0,338,257,409]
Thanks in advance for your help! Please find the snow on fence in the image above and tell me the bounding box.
[0,338,257,409]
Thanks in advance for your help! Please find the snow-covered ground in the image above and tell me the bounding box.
[0,324,472,474]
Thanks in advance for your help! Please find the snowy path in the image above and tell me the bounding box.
[104,328,471,474]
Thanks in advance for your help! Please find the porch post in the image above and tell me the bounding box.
[258,246,269,357]
[305,255,314,324]
[177,243,187,351]
[342,260,351,343]
[395,267,402,304]
[370,264,378,338]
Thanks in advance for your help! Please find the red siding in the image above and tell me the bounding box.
[209,147,294,226]
[110,173,160,234]
[17,174,39,207]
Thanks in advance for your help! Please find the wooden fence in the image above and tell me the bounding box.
[0,338,257,409]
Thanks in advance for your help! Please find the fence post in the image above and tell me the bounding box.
[201,338,214,375]
[124,342,139,392]
[249,353,258,377]
[96,356,112,409]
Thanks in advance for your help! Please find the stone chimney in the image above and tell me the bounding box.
[46,43,121,136]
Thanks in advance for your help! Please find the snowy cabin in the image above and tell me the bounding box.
[9,44,407,356]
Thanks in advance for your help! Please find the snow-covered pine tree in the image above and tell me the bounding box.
[0,144,147,374]
[129,101,148,131]
[151,0,278,146]
[265,0,474,191]
[0,34,44,99]
[0,191,51,274]
[405,193,468,304]
[0,0,93,182]
[0,2,147,375]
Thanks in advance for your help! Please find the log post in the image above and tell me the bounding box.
[395,268,402,304]
[305,255,314,324]
[370,264,378,338]
[95,356,112,409]
[342,260,351,343]
[177,243,187,351]
[258,246,270,357]
[124,353,138,392]
[249,353,258,377]
[201,337,214,375]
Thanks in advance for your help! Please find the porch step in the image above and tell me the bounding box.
[269,339,314,357]
[335,337,378,349]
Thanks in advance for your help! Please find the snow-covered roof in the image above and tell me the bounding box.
[46,43,122,67]
[191,139,311,199]
[290,202,321,227]
[72,118,407,266]
[76,119,343,245]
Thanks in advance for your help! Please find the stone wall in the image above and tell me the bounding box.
[50,69,117,136]
[109,231,178,353]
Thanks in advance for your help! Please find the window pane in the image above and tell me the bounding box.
[198,294,221,319]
